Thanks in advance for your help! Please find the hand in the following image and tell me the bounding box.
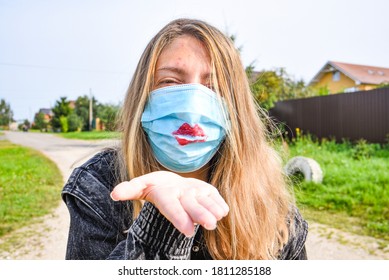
[110,171,229,237]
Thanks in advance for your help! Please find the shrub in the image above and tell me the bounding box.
[59,116,68,133]
[352,139,375,160]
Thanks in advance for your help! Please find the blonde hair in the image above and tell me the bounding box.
[117,18,294,259]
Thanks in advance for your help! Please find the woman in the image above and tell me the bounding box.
[62,18,308,260]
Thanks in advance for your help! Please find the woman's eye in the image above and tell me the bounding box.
[160,79,178,85]
[154,79,181,89]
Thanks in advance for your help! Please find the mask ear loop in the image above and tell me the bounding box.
[209,62,231,135]
[214,91,231,137]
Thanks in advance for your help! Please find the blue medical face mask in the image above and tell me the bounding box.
[141,83,228,173]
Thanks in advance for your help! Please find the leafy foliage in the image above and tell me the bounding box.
[352,139,376,160]
[74,95,98,131]
[51,97,72,131]
[0,99,13,126]
[96,103,120,131]
[47,95,120,132]
[67,112,83,132]
[33,112,48,131]
[246,65,315,110]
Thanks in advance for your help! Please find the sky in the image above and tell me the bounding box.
[1,0,388,122]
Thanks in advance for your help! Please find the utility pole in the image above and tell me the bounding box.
[89,88,93,131]
[8,110,12,130]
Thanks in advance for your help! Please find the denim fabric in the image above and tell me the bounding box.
[62,149,308,260]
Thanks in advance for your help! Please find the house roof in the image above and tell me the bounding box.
[309,61,389,86]
[39,108,53,116]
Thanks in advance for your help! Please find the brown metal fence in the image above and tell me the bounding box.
[269,87,389,143]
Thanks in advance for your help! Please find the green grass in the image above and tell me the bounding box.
[282,136,389,241]
[0,140,63,237]
[56,130,120,140]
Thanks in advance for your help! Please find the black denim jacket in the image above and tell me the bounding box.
[62,149,308,260]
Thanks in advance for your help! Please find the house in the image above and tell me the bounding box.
[69,100,76,109]
[309,61,389,94]
[37,108,54,122]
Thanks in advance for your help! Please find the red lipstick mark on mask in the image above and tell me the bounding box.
[172,123,207,146]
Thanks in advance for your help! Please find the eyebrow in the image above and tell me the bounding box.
[155,66,212,80]
[155,66,185,75]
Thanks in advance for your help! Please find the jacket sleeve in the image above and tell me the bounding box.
[108,202,198,260]
[62,167,197,260]
[279,207,309,260]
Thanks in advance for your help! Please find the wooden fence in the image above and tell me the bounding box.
[269,87,389,143]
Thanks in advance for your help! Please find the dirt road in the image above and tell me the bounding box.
[1,131,387,259]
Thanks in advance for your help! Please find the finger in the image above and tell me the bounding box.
[155,193,196,237]
[110,177,147,201]
[208,192,230,215]
[180,194,217,231]
[185,178,229,216]
[111,171,183,201]
[197,195,228,221]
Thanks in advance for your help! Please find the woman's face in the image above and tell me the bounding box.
[153,35,212,90]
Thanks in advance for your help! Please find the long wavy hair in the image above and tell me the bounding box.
[117,18,294,259]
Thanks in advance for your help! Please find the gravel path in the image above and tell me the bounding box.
[1,131,387,260]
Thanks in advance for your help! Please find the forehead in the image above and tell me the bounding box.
[156,35,211,68]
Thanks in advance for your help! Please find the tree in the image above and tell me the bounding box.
[377,82,389,89]
[0,99,13,127]
[33,112,48,131]
[96,103,120,131]
[75,95,98,131]
[51,97,72,131]
[67,112,83,132]
[230,34,315,110]
[18,119,30,131]
[246,65,315,110]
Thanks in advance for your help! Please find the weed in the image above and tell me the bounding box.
[352,139,375,160]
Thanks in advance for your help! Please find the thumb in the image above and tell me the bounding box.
[110,178,147,201]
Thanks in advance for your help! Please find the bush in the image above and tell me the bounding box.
[67,113,83,132]
[352,139,375,160]
[59,116,68,133]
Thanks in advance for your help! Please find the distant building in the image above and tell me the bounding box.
[309,61,389,94]
[69,100,76,109]
[38,108,54,122]
[9,122,18,131]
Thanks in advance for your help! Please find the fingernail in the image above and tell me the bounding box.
[110,192,119,201]
[203,223,217,230]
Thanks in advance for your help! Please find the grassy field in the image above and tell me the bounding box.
[282,136,389,242]
[0,140,63,237]
[57,130,120,140]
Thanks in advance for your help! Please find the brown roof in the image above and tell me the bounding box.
[310,61,389,85]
